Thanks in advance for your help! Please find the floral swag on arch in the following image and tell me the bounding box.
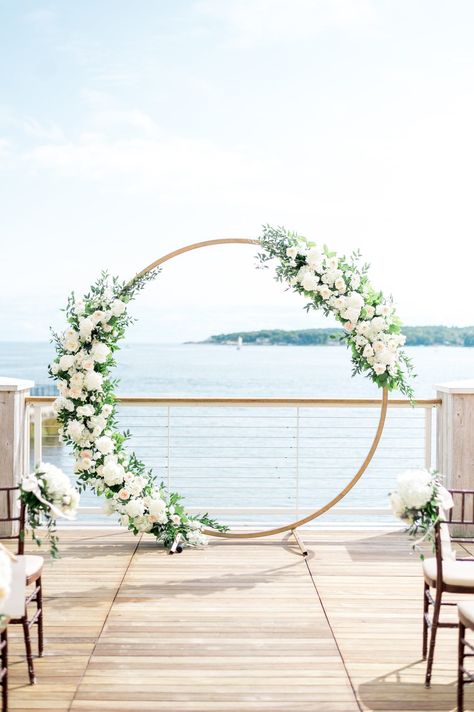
[49,225,414,550]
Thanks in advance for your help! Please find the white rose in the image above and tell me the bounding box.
[364,305,375,319]
[326,256,339,271]
[171,514,181,525]
[102,462,125,487]
[73,300,86,316]
[370,316,386,333]
[377,347,397,367]
[376,304,393,318]
[68,386,84,400]
[63,399,75,412]
[95,435,114,455]
[127,476,147,497]
[77,404,95,418]
[373,362,386,375]
[21,475,38,493]
[322,271,338,286]
[306,247,322,267]
[341,307,360,323]
[59,354,75,371]
[334,277,346,293]
[51,362,60,375]
[350,274,361,289]
[91,310,105,325]
[356,321,370,337]
[286,246,298,259]
[319,285,331,300]
[102,404,113,417]
[124,499,145,518]
[88,414,107,435]
[70,372,84,389]
[111,299,126,316]
[79,317,94,341]
[363,344,374,358]
[64,329,80,353]
[346,292,365,310]
[147,497,166,517]
[52,397,66,414]
[91,342,110,364]
[396,470,434,510]
[301,272,320,291]
[84,371,103,391]
[67,420,84,442]
[344,321,355,332]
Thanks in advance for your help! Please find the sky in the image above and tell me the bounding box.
[1,0,474,342]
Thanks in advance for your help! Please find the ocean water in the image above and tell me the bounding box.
[3,341,473,398]
[1,342,473,527]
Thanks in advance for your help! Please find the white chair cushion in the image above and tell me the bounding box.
[459,602,474,628]
[24,554,43,579]
[423,557,474,587]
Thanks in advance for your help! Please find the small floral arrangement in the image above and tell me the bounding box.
[257,226,414,398]
[389,469,454,555]
[20,463,80,558]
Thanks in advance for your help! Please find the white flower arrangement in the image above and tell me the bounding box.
[389,469,454,555]
[20,463,80,558]
[257,226,414,398]
[50,271,227,550]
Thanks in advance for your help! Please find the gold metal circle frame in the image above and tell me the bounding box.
[134,239,388,539]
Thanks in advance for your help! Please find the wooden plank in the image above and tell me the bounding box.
[6,528,472,711]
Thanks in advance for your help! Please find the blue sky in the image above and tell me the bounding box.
[1,0,474,341]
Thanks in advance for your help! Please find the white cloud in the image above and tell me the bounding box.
[196,0,377,46]
[24,129,273,206]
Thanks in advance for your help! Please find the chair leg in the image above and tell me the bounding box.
[1,628,7,712]
[458,621,465,712]
[425,586,442,687]
[422,581,429,660]
[36,577,43,657]
[21,615,35,685]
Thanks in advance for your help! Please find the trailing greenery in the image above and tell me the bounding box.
[205,325,474,347]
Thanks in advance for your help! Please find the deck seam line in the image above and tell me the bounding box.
[304,556,363,712]
[67,534,142,712]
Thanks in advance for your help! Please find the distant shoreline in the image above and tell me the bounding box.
[192,326,474,348]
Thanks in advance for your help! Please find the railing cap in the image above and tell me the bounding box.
[0,377,34,393]
[436,380,474,394]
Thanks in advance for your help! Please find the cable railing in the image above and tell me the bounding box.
[25,395,440,529]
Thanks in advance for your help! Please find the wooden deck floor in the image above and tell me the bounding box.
[6,528,474,711]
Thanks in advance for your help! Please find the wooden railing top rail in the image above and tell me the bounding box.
[26,395,441,407]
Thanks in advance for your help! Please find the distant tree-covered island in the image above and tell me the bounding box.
[201,326,474,347]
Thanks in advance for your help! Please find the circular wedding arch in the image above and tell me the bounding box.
[131,238,389,539]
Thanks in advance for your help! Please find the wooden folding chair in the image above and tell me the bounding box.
[423,490,474,688]
[0,487,43,684]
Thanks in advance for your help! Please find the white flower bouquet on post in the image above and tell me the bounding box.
[389,469,454,556]
[20,463,80,558]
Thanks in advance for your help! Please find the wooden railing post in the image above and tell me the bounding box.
[437,380,474,536]
[0,378,34,535]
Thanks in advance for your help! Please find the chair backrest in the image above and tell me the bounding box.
[0,486,25,555]
[447,489,474,527]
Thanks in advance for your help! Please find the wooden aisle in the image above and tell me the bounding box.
[5,529,473,711]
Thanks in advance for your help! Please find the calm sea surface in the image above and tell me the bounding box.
[2,341,473,398]
[1,342,473,526]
